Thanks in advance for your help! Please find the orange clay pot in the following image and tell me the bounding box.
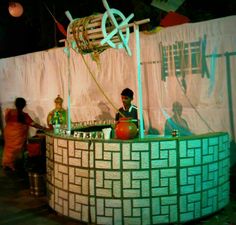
[115,117,138,140]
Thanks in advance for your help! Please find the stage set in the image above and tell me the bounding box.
[0,0,236,224]
[46,131,230,224]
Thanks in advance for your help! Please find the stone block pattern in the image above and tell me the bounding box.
[46,135,54,208]
[46,133,230,225]
[88,140,178,225]
[47,138,91,221]
[179,134,230,222]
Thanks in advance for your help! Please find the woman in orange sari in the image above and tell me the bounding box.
[2,97,46,171]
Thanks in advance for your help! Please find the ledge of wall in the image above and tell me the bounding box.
[46,132,230,225]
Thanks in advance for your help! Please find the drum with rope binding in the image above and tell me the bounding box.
[66,11,131,55]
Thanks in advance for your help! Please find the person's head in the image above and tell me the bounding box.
[121,88,134,109]
[172,101,183,116]
[15,97,26,110]
[54,95,63,110]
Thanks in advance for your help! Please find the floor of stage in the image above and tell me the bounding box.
[0,143,236,225]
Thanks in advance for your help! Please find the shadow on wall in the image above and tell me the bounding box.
[34,106,46,126]
[95,101,113,120]
[164,101,193,136]
[26,105,46,136]
[147,126,159,135]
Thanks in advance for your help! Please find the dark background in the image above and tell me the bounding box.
[0,0,235,58]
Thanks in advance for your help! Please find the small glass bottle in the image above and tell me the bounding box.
[172,129,179,137]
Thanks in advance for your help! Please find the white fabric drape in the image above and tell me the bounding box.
[0,15,236,140]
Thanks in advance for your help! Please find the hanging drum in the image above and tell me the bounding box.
[67,11,131,55]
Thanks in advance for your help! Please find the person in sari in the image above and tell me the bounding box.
[2,97,46,171]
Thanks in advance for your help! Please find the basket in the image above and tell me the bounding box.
[67,14,121,54]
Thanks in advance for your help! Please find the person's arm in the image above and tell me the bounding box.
[25,113,47,130]
[30,121,46,130]
[114,109,122,129]
[115,109,120,122]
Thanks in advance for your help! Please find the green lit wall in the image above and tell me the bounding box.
[46,132,230,224]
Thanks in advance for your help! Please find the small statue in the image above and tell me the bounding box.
[47,95,67,129]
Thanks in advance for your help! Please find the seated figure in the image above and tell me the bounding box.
[164,101,192,136]
[115,88,138,127]
[47,95,67,129]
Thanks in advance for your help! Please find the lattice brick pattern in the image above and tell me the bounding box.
[46,133,229,225]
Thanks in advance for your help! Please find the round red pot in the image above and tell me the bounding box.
[115,117,138,140]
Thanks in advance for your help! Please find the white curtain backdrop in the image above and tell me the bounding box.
[0,15,236,140]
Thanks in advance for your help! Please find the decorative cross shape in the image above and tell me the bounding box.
[101,0,134,56]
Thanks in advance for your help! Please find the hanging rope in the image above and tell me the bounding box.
[68,16,125,117]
